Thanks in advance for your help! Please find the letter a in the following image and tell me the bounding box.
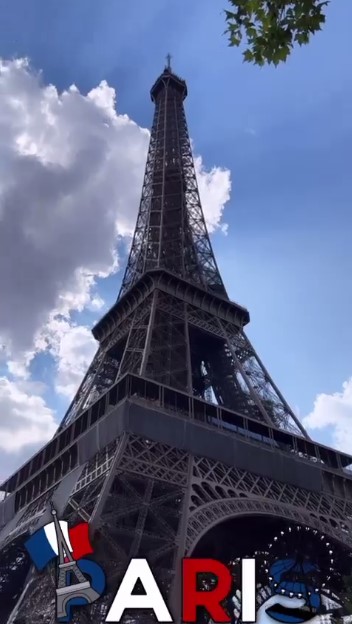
[105,558,173,622]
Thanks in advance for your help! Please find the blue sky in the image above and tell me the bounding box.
[0,0,352,478]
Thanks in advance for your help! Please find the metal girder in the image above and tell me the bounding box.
[59,349,105,429]
[220,323,306,435]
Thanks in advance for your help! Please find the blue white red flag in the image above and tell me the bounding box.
[24,521,93,571]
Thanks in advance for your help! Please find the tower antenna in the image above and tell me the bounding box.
[166,53,172,71]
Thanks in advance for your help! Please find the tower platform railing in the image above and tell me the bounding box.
[1,372,352,514]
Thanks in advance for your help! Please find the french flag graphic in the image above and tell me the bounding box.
[24,521,93,571]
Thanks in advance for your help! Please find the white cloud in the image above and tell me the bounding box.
[195,154,231,234]
[303,378,352,453]
[0,58,148,357]
[0,377,57,453]
[35,316,97,398]
[7,353,33,380]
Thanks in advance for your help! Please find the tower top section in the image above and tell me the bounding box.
[118,60,227,300]
[150,58,187,102]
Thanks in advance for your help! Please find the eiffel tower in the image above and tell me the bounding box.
[1,59,352,624]
[49,504,101,622]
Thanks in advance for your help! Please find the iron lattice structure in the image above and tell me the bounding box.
[58,63,306,437]
[1,62,352,624]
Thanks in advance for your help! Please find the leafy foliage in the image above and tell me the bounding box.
[225,0,329,66]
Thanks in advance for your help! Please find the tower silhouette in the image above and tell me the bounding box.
[49,504,100,621]
[1,61,352,624]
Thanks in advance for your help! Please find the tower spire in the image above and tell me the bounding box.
[166,53,172,71]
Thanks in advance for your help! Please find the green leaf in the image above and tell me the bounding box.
[295,31,310,44]
[224,0,329,66]
[229,35,242,46]
[243,49,255,62]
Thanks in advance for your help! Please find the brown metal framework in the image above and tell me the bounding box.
[1,63,352,624]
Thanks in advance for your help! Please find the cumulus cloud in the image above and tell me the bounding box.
[0,58,232,470]
[194,155,231,234]
[303,378,352,453]
[35,316,97,398]
[0,377,57,453]
[0,59,149,357]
